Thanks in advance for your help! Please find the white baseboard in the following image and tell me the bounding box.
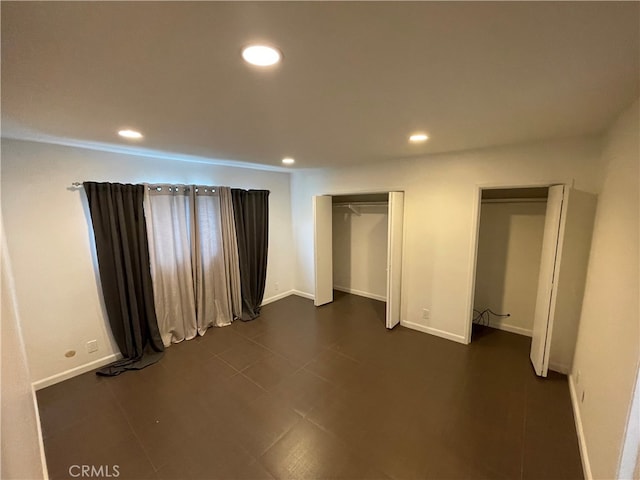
[291,290,314,300]
[334,285,386,302]
[569,373,593,480]
[262,289,317,306]
[401,320,467,344]
[32,353,122,391]
[262,289,316,303]
[488,320,532,337]
[549,362,570,375]
[261,290,295,306]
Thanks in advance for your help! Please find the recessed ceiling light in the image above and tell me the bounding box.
[282,157,295,165]
[242,45,282,67]
[409,133,429,143]
[118,129,143,139]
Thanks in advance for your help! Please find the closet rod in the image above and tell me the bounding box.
[332,201,388,207]
[333,201,388,216]
[481,198,547,204]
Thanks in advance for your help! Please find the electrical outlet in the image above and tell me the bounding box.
[86,340,98,353]
[275,282,280,292]
[422,309,430,320]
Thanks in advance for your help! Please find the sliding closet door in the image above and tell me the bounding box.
[313,195,333,306]
[386,192,404,329]
[530,185,565,376]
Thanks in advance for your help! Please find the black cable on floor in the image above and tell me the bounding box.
[472,308,510,327]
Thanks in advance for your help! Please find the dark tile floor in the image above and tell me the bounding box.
[37,292,583,480]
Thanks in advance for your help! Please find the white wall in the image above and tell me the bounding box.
[1,139,294,386]
[291,137,603,343]
[1,222,46,479]
[332,206,388,301]
[570,99,639,479]
[474,201,546,336]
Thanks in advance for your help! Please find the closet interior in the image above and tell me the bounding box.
[332,193,389,312]
[473,187,549,339]
[313,191,404,329]
[471,184,597,377]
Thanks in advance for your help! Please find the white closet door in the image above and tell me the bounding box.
[546,189,597,371]
[386,192,404,329]
[530,185,565,376]
[313,195,333,306]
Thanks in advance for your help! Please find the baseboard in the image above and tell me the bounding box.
[488,320,532,337]
[291,290,314,300]
[549,362,570,375]
[32,353,122,391]
[261,290,295,306]
[334,285,386,302]
[401,320,467,344]
[569,373,593,480]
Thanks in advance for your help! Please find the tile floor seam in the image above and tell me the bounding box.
[240,334,312,369]
[213,350,254,377]
[235,369,271,394]
[298,415,394,478]
[107,384,159,474]
[299,363,336,385]
[330,344,365,364]
[252,412,305,461]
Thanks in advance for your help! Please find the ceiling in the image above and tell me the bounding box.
[2,2,638,169]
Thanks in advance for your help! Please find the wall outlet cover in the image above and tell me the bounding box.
[86,340,98,353]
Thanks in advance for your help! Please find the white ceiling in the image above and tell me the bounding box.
[2,2,638,169]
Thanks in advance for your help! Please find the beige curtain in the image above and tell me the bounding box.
[144,184,237,346]
[219,187,242,319]
[193,188,232,333]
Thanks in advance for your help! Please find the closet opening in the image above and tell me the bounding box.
[332,193,389,327]
[313,191,405,330]
[468,184,597,377]
[471,187,549,342]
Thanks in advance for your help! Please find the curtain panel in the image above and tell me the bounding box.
[144,185,241,345]
[219,187,243,319]
[231,189,270,321]
[83,182,164,376]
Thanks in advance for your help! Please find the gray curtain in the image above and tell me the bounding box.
[83,182,164,376]
[231,189,270,321]
[144,185,237,345]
